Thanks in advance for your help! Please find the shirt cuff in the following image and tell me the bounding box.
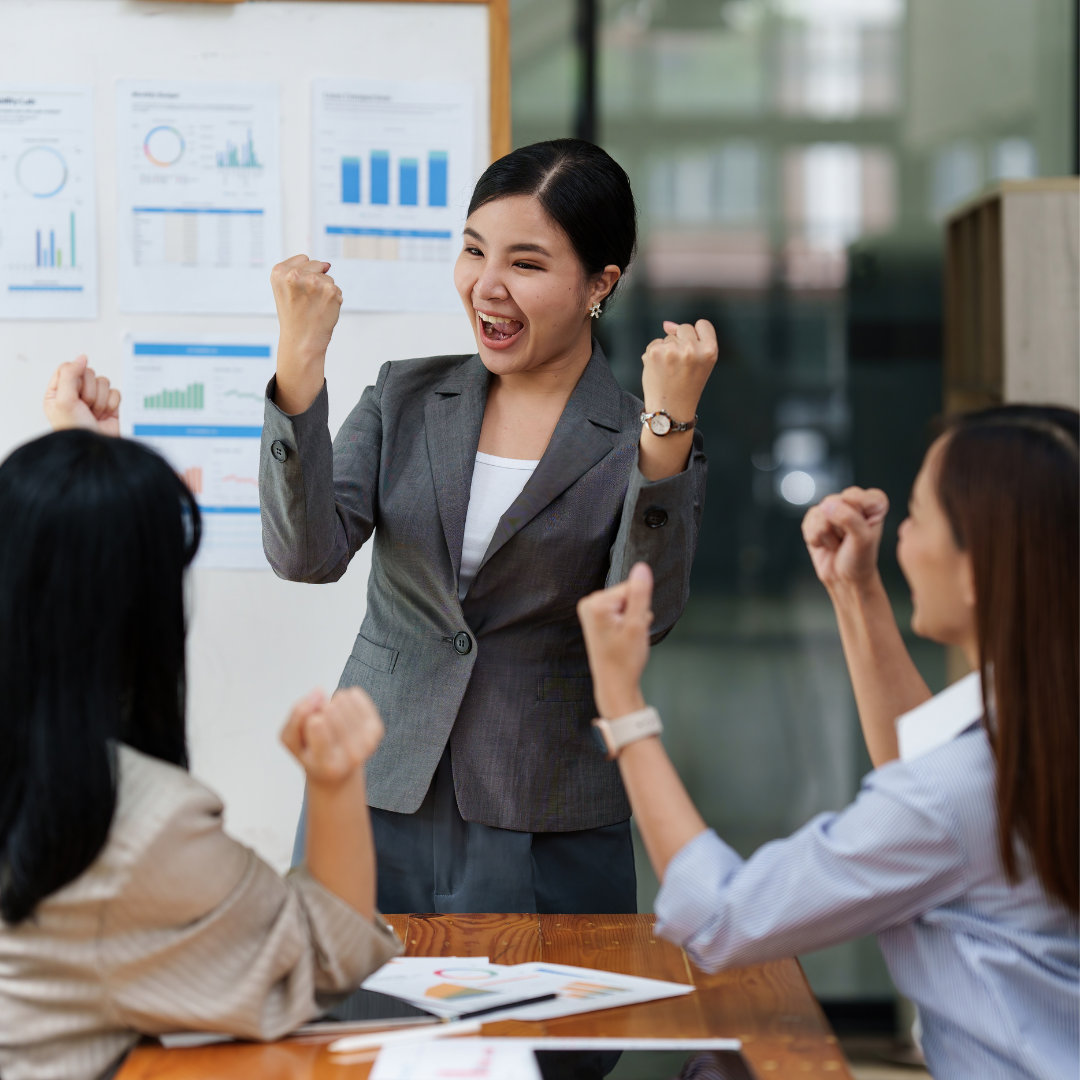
[654,829,742,953]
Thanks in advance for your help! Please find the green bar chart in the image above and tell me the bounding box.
[143,381,205,410]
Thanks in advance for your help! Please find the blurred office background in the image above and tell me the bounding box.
[509,0,1077,1028]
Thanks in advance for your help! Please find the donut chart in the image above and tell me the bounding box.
[16,145,68,198]
[143,125,185,167]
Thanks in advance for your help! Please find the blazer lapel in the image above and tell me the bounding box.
[425,355,489,581]
[478,342,623,573]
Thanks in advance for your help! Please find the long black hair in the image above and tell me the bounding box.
[0,430,200,924]
[468,138,637,313]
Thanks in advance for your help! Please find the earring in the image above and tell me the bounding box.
[589,300,602,319]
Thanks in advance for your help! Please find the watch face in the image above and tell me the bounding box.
[648,412,672,436]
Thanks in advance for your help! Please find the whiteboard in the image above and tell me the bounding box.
[1,0,502,869]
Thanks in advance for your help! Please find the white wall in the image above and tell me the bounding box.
[1,0,491,869]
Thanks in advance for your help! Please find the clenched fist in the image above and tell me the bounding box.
[43,356,121,437]
[801,487,889,590]
[280,686,384,788]
[271,254,343,360]
[640,319,718,429]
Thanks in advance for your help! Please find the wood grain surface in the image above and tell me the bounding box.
[116,914,852,1079]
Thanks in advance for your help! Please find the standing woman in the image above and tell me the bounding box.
[260,138,717,914]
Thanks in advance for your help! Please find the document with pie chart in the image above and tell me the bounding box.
[116,81,281,313]
[0,85,97,319]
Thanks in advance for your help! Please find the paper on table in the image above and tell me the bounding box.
[370,1038,542,1080]
[496,962,694,1022]
[363,958,693,1023]
[362,957,548,1018]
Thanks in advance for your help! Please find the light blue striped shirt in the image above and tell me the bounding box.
[655,679,1079,1079]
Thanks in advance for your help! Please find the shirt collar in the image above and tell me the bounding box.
[896,671,984,762]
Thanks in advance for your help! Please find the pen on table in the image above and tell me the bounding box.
[459,992,558,1018]
[328,1017,483,1053]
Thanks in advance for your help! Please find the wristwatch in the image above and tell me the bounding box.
[592,706,663,759]
[640,409,697,436]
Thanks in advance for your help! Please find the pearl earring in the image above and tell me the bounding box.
[589,301,602,319]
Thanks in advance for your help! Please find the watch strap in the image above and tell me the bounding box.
[592,706,663,759]
[639,409,697,434]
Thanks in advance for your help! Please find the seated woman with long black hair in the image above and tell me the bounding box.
[0,358,401,1080]
[577,405,1079,1080]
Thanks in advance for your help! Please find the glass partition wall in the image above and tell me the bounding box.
[511,0,1076,1015]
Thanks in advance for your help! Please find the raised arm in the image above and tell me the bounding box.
[638,319,717,481]
[578,562,707,879]
[605,320,715,640]
[279,686,384,922]
[801,488,931,767]
[270,255,343,416]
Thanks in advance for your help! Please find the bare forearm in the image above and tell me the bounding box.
[304,772,376,920]
[617,737,708,881]
[273,343,326,416]
[828,575,931,767]
[637,428,693,481]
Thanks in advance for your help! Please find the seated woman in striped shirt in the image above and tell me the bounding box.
[577,405,1078,1080]
[0,359,400,1080]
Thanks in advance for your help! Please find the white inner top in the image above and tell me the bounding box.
[458,451,539,599]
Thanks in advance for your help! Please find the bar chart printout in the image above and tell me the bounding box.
[123,337,276,569]
[0,85,97,318]
[117,81,282,314]
[312,79,475,312]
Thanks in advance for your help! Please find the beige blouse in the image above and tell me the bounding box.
[0,744,402,1080]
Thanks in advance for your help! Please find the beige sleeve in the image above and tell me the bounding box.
[100,771,401,1041]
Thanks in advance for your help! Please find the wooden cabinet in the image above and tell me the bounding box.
[945,178,1079,413]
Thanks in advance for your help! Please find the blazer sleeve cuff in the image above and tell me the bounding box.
[263,376,330,449]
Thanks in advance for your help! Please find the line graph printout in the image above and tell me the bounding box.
[117,82,281,313]
[0,85,97,318]
[312,79,474,313]
[123,337,276,569]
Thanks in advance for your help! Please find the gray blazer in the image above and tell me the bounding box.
[260,344,706,832]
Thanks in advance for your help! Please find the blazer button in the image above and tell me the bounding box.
[643,506,668,528]
[453,631,473,655]
[270,440,288,463]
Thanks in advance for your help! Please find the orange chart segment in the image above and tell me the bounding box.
[560,980,623,1000]
[424,983,491,1001]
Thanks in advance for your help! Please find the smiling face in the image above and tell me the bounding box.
[453,194,619,380]
[896,436,978,658]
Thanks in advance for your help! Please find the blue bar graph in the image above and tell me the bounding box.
[342,157,361,204]
[429,151,448,207]
[49,230,55,267]
[371,151,390,205]
[399,158,419,206]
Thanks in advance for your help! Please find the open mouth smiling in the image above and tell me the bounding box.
[477,310,525,346]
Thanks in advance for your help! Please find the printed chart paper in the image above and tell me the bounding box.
[0,85,97,319]
[312,79,474,313]
[117,81,281,313]
[123,337,275,569]
[362,957,693,1022]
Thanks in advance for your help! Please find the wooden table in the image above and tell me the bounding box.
[116,913,853,1079]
